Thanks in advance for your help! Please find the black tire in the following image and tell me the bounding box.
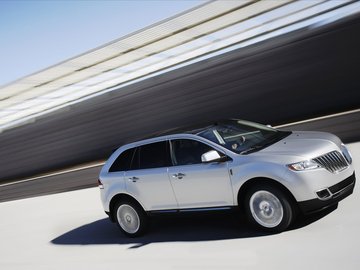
[114,200,148,237]
[244,184,294,233]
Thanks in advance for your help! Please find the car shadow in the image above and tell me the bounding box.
[51,206,337,249]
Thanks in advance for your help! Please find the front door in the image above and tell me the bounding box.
[168,139,233,209]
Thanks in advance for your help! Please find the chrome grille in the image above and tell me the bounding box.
[313,151,348,173]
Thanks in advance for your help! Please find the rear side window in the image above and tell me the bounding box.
[138,141,170,170]
[113,141,171,171]
[109,148,135,172]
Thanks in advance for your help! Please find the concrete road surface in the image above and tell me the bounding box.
[0,143,359,270]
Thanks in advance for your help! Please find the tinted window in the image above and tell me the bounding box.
[130,147,140,170]
[109,148,135,172]
[138,141,170,170]
[171,139,214,166]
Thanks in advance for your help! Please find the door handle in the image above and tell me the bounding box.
[172,173,186,179]
[128,176,139,182]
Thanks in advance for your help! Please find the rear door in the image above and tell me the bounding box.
[125,141,178,211]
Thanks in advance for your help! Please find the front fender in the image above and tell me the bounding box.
[230,161,291,204]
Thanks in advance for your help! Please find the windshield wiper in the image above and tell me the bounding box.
[239,145,263,155]
[239,131,291,155]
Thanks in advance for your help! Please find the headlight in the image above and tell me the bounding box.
[341,143,353,164]
[287,160,320,171]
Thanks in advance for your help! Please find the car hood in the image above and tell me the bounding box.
[254,131,342,160]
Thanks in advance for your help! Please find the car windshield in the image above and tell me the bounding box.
[197,120,291,154]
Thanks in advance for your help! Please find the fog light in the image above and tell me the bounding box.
[316,189,331,200]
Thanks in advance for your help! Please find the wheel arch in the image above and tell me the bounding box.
[109,193,145,222]
[237,177,298,211]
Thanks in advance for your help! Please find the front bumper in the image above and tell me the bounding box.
[298,172,356,215]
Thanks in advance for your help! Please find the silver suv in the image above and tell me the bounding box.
[98,119,355,236]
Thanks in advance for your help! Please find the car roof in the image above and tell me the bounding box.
[111,119,241,152]
[142,118,242,139]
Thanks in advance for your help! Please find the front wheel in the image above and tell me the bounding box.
[114,200,148,237]
[244,184,294,232]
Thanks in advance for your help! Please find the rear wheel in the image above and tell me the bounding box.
[244,184,294,232]
[114,200,148,237]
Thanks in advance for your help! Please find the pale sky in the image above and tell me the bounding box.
[0,0,205,86]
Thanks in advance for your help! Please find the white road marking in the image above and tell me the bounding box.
[275,108,360,128]
[0,162,105,187]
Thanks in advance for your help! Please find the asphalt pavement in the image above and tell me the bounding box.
[0,111,359,203]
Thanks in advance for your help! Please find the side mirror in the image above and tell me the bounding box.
[201,150,227,163]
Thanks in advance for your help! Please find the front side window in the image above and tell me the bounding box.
[171,139,214,166]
